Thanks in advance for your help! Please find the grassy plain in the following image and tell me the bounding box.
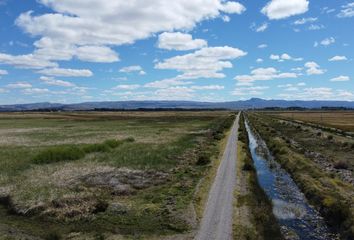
[0,111,234,239]
[265,111,354,132]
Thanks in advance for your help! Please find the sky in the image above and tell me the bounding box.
[0,0,353,104]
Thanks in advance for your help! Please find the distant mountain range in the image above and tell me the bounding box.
[0,98,353,111]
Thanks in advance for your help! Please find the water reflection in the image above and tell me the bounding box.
[245,120,338,240]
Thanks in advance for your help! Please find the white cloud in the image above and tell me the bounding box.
[14,1,245,65]
[328,56,347,62]
[145,78,192,89]
[270,54,280,60]
[315,37,335,47]
[6,82,32,89]
[337,2,354,18]
[39,76,76,87]
[219,1,246,14]
[256,58,264,63]
[157,32,207,51]
[119,65,146,75]
[113,84,140,90]
[191,85,224,90]
[270,53,303,62]
[305,61,326,75]
[278,87,354,101]
[0,69,8,75]
[38,68,93,77]
[261,0,309,20]
[258,44,268,49]
[330,76,350,82]
[251,22,268,32]
[75,46,119,62]
[22,88,50,94]
[222,15,231,22]
[293,17,317,25]
[234,67,297,85]
[308,24,325,30]
[232,86,269,96]
[1,1,246,72]
[155,46,247,80]
[0,53,57,69]
[154,87,195,100]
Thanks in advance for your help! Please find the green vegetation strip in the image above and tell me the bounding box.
[32,138,135,164]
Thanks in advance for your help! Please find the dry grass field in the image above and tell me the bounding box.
[266,111,354,132]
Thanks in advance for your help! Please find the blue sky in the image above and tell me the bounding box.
[0,0,353,104]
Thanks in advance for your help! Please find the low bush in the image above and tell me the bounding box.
[82,143,110,153]
[196,152,211,165]
[33,146,85,164]
[333,160,349,170]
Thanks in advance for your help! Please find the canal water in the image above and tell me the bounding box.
[245,120,339,240]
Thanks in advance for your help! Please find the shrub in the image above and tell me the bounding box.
[196,152,210,165]
[45,232,62,240]
[125,137,135,142]
[333,160,349,170]
[33,146,85,164]
[327,135,334,140]
[103,139,122,148]
[242,162,254,171]
[82,143,110,153]
[317,132,322,136]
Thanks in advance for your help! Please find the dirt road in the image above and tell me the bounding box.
[195,113,240,240]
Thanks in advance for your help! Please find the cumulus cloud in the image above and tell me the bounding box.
[14,1,245,61]
[39,76,76,87]
[75,46,119,62]
[328,56,347,61]
[330,76,350,82]
[219,1,246,14]
[261,0,309,20]
[337,2,354,18]
[1,0,246,73]
[119,65,146,75]
[0,53,57,69]
[38,68,93,77]
[234,67,297,85]
[305,61,326,75]
[157,32,207,51]
[155,46,247,80]
[256,58,264,63]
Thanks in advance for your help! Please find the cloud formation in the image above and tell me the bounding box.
[262,0,309,20]
[155,46,247,80]
[157,32,207,51]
